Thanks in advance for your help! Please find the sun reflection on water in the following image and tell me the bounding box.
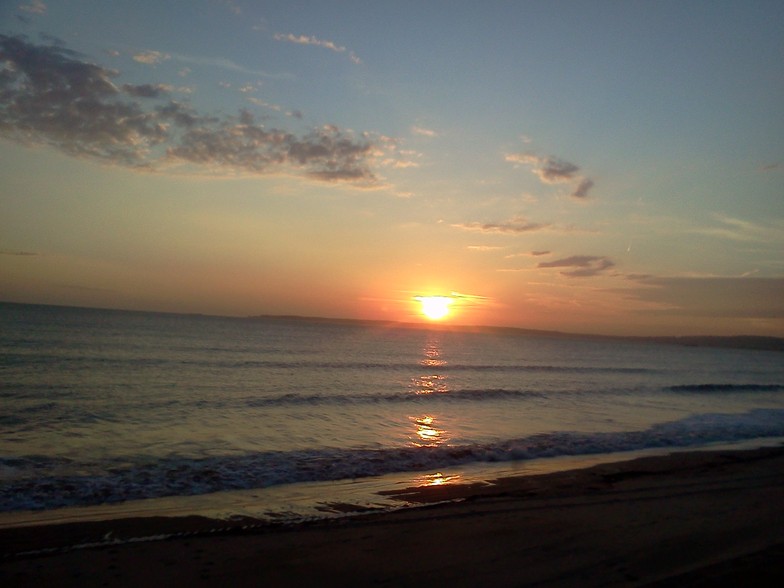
[410,415,447,447]
[411,335,449,395]
[404,336,462,488]
[414,471,462,487]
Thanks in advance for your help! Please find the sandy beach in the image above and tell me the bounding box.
[2,446,784,587]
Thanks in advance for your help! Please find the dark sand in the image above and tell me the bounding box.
[2,446,784,586]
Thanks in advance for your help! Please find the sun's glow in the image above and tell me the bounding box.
[415,296,453,320]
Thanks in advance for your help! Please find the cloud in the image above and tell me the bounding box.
[538,255,615,277]
[571,178,594,199]
[758,162,780,172]
[626,276,784,319]
[274,33,361,64]
[132,50,170,65]
[699,214,784,243]
[0,35,380,184]
[505,151,595,199]
[452,215,549,234]
[468,245,504,251]
[18,1,46,15]
[412,126,437,137]
[216,0,241,15]
[121,83,172,98]
[505,250,551,258]
[172,53,286,79]
[0,249,38,256]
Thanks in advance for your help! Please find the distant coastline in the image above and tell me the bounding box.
[3,301,783,352]
[248,313,784,352]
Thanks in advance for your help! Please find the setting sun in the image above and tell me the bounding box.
[415,296,453,320]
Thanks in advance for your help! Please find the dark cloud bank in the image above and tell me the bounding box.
[0,35,377,183]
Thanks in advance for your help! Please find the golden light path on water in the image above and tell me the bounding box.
[408,334,463,487]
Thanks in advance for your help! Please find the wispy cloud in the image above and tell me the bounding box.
[0,249,38,256]
[411,126,437,138]
[171,53,289,79]
[626,276,784,319]
[505,250,551,258]
[698,213,784,243]
[215,0,241,15]
[274,33,361,64]
[468,245,504,251]
[18,1,46,15]
[505,151,595,199]
[0,35,381,184]
[452,215,549,234]
[538,255,614,277]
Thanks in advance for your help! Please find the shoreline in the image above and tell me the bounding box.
[3,445,784,586]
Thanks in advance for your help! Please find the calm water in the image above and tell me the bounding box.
[1,302,783,514]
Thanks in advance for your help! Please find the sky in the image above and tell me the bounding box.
[1,0,783,337]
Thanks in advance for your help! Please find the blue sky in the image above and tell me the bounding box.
[1,1,783,335]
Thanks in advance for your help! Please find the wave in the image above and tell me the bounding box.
[668,384,784,393]
[244,388,547,407]
[3,408,783,512]
[0,352,654,374]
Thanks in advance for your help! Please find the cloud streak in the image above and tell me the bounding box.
[452,215,549,234]
[0,35,379,183]
[274,33,361,64]
[0,249,38,256]
[538,255,615,277]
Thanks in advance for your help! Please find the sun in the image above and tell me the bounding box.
[415,296,453,320]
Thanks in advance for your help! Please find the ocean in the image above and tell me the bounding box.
[2,302,783,522]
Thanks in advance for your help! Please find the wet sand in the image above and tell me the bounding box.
[2,446,784,587]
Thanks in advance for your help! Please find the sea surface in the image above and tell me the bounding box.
[2,302,784,520]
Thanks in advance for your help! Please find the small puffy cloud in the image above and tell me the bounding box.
[505,153,577,183]
[538,255,614,277]
[274,33,361,64]
[132,50,170,65]
[453,215,549,234]
[0,35,380,184]
[506,151,595,199]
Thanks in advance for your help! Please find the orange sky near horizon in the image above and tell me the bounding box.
[1,2,783,337]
